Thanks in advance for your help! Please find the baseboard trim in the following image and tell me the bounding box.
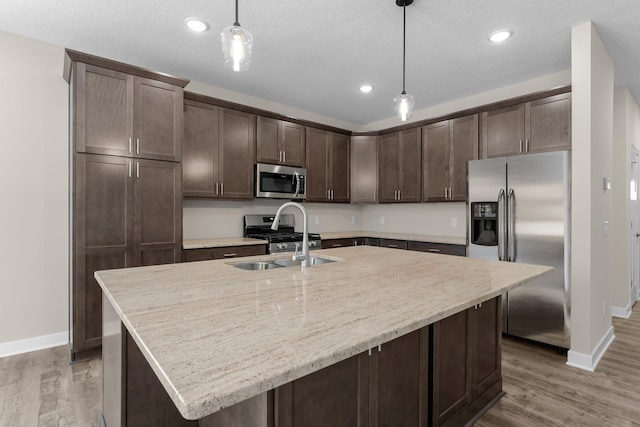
[0,331,68,358]
[612,304,632,319]
[566,326,615,372]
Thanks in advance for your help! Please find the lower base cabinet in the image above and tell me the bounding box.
[103,297,501,427]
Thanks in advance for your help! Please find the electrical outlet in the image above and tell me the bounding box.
[352,216,357,225]
[603,220,610,236]
[450,218,458,228]
[314,216,320,225]
[380,216,385,225]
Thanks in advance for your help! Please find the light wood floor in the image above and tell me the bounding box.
[1,310,638,426]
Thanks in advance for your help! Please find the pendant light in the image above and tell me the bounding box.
[393,0,414,121]
[220,0,253,72]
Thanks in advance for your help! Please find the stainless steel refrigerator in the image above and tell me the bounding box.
[468,151,570,348]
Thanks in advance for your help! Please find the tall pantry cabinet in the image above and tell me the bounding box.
[64,50,189,361]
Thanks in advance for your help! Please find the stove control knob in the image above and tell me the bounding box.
[278,243,286,250]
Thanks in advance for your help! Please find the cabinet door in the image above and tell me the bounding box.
[331,133,350,202]
[423,121,450,202]
[306,128,330,201]
[481,104,525,158]
[256,116,281,165]
[73,154,133,358]
[218,108,256,199]
[450,114,479,201]
[351,136,378,203]
[398,127,422,202]
[431,309,472,427]
[132,159,182,267]
[378,133,399,203]
[275,353,369,427]
[282,121,306,167]
[74,63,133,157]
[321,238,355,249]
[183,101,218,197]
[133,77,183,162]
[470,297,501,399]
[369,329,429,427]
[526,93,571,154]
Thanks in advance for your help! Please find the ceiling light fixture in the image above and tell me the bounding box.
[220,0,253,72]
[185,18,208,32]
[360,84,374,93]
[393,0,414,122]
[489,30,512,43]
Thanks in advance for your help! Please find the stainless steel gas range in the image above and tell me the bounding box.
[244,214,321,254]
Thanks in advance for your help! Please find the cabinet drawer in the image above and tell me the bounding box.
[182,245,267,262]
[321,238,357,249]
[407,241,466,257]
[379,239,408,250]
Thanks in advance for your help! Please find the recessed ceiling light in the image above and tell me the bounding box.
[185,18,209,32]
[360,84,374,93]
[489,30,512,43]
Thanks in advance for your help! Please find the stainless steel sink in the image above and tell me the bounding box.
[232,256,337,270]
[272,256,337,267]
[232,261,283,270]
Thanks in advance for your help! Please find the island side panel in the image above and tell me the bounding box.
[102,294,124,427]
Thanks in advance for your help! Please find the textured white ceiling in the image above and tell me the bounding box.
[1,0,639,128]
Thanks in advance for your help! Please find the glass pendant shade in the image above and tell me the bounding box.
[221,25,253,72]
[394,92,414,121]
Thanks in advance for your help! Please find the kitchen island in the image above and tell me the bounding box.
[95,246,552,426]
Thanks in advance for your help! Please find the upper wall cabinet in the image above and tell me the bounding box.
[70,61,184,162]
[379,127,422,203]
[423,115,478,202]
[256,117,306,167]
[351,135,378,204]
[481,92,571,158]
[306,128,350,202]
[183,99,256,199]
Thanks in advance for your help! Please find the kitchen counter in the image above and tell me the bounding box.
[95,246,551,421]
[183,237,267,249]
[320,231,467,245]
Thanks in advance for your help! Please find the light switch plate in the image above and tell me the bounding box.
[450,218,458,228]
[380,216,385,225]
[604,220,610,236]
[314,216,320,225]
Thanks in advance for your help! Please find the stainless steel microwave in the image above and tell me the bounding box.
[255,163,306,199]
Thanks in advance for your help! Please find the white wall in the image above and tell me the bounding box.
[0,32,69,353]
[568,22,614,371]
[361,203,466,237]
[611,87,640,317]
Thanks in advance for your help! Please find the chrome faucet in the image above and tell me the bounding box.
[272,201,309,267]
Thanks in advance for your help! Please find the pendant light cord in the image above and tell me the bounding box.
[234,0,240,26]
[402,2,406,94]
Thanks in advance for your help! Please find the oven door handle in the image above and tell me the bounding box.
[293,172,301,199]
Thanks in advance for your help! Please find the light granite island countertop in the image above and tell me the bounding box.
[95,246,552,424]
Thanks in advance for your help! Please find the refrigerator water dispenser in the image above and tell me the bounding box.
[471,202,498,246]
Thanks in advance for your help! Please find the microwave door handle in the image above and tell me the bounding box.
[293,172,300,198]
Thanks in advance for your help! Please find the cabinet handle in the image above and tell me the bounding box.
[519,139,523,153]
[398,190,401,201]
[279,151,282,162]
[331,190,334,200]
[223,253,237,257]
[428,248,441,253]
[373,191,376,202]
[449,187,453,199]
[444,187,447,199]
[327,190,331,200]
[353,240,358,246]
[216,182,219,195]
[136,138,140,154]
[128,161,132,178]
[283,151,286,163]
[136,162,140,178]
[128,138,132,154]
[525,139,530,153]
[221,182,224,196]
[333,244,342,247]
[388,244,398,248]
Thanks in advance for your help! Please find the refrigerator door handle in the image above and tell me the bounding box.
[498,189,506,261]
[508,188,516,262]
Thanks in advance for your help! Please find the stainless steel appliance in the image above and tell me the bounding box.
[255,163,306,199]
[244,214,321,253]
[468,151,571,348]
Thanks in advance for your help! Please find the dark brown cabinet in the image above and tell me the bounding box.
[481,92,571,158]
[423,115,478,202]
[321,238,366,249]
[73,154,181,360]
[182,245,267,262]
[183,99,256,199]
[306,128,350,202]
[378,128,422,203]
[350,135,378,204]
[256,116,306,167]
[431,297,502,427]
[407,241,466,257]
[71,62,183,162]
[379,239,408,250]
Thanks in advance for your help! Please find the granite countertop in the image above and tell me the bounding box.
[183,237,267,249]
[184,232,466,249]
[95,246,551,420]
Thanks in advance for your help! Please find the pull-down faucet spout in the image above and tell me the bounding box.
[272,202,309,267]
